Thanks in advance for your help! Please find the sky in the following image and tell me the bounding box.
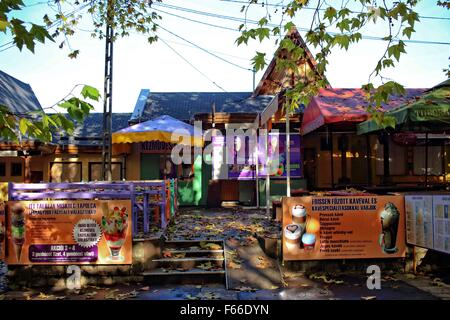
[0,0,449,114]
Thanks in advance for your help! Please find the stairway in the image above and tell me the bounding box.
[143,240,228,287]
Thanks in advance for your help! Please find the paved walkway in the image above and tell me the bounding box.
[1,208,449,300]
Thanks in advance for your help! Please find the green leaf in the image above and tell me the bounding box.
[284,21,295,32]
[257,27,270,42]
[402,27,414,39]
[251,52,266,72]
[30,24,54,43]
[324,7,337,23]
[0,19,9,33]
[258,17,268,27]
[19,118,28,135]
[80,85,100,101]
[68,49,80,59]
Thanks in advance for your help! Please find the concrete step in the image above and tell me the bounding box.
[152,257,224,262]
[144,239,227,287]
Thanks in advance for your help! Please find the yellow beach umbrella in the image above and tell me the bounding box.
[112,115,203,147]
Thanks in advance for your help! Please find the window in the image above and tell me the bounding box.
[375,139,407,175]
[50,162,82,182]
[0,162,5,176]
[11,162,22,176]
[88,162,122,181]
[413,146,444,175]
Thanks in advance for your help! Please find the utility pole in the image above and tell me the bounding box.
[252,67,256,91]
[102,0,114,181]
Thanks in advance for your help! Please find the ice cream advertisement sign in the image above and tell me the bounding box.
[6,200,132,265]
[282,196,406,261]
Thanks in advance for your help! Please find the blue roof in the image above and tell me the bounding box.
[51,112,132,146]
[130,91,274,122]
[0,70,42,113]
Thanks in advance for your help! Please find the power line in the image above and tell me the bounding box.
[158,36,229,92]
[218,0,450,21]
[154,2,450,45]
[157,24,253,71]
[0,3,91,52]
[154,7,238,32]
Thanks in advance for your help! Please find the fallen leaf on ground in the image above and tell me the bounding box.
[227,261,241,269]
[84,291,97,299]
[116,290,138,300]
[37,292,53,300]
[235,286,256,292]
[431,278,449,288]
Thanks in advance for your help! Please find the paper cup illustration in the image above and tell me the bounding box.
[284,223,303,252]
[101,203,128,261]
[301,233,316,251]
[379,202,400,254]
[11,203,25,262]
[292,204,307,224]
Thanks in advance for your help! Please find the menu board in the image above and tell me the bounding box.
[405,195,433,249]
[405,195,450,255]
[431,195,450,254]
[282,196,406,261]
[6,200,132,265]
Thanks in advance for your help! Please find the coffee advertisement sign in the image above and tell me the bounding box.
[282,196,406,260]
[6,200,132,265]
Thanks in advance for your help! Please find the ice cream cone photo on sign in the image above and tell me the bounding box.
[10,203,25,262]
[101,202,129,262]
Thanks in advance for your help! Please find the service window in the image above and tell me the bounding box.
[88,162,122,181]
[375,140,407,175]
[413,146,443,175]
[11,162,22,176]
[50,162,82,182]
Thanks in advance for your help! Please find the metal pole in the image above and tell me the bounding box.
[252,67,256,91]
[102,0,114,181]
[255,125,260,208]
[425,132,429,186]
[329,126,335,188]
[265,126,270,215]
[366,134,372,186]
[383,133,390,185]
[286,108,291,197]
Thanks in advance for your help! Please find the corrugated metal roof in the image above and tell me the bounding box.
[131,91,274,122]
[0,70,42,113]
[301,88,426,135]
